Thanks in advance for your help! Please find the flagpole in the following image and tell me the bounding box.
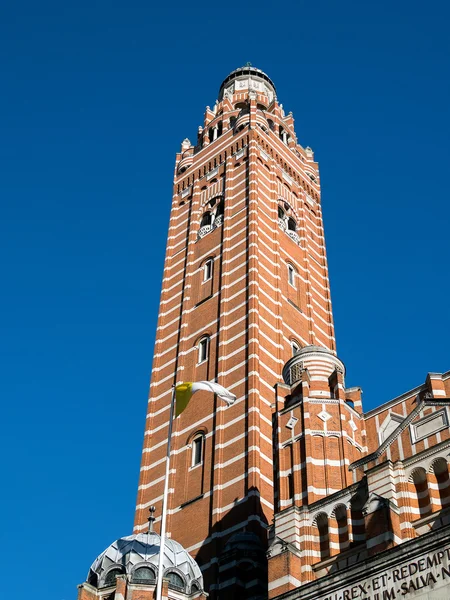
[156,384,176,600]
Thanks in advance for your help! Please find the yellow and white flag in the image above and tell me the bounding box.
[175,381,236,417]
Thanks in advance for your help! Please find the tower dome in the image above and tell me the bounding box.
[218,64,277,102]
[86,532,203,593]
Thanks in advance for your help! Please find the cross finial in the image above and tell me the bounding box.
[148,505,156,533]
[244,61,252,67]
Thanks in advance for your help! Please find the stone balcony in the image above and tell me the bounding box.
[286,229,300,244]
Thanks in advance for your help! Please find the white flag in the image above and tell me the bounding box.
[175,381,236,416]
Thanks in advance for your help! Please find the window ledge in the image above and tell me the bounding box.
[180,494,204,509]
[195,294,212,308]
[287,298,303,313]
[189,462,203,472]
[412,505,450,529]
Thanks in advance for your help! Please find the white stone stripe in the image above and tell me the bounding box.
[278,457,349,476]
[142,402,270,470]
[214,446,273,469]
[279,486,341,506]
[136,467,273,511]
[185,515,268,553]
[268,575,302,592]
[144,409,272,451]
[153,296,252,359]
[146,399,248,439]
[138,469,176,490]
[212,490,273,515]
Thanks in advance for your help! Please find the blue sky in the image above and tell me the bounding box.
[1,1,449,598]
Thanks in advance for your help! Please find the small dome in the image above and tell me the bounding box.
[87,532,203,592]
[295,344,336,357]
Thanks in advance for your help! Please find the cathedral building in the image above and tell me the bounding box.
[77,66,450,600]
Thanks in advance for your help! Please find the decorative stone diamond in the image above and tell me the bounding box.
[318,410,332,422]
[349,418,357,432]
[286,416,298,430]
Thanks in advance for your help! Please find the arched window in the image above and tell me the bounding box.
[132,566,156,583]
[350,495,366,545]
[291,340,300,355]
[288,217,297,232]
[431,459,450,509]
[267,119,275,131]
[103,568,123,587]
[334,504,349,552]
[191,582,201,593]
[166,571,185,591]
[278,206,285,219]
[198,336,209,364]
[287,264,296,287]
[192,434,204,467]
[412,468,431,517]
[316,513,330,560]
[203,259,213,282]
[200,212,212,228]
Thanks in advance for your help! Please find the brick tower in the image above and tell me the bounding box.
[133,65,339,596]
[77,66,450,600]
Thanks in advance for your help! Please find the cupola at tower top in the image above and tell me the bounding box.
[218,64,277,103]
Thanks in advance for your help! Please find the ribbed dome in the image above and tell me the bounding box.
[87,532,203,592]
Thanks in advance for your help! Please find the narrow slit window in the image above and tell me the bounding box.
[291,341,299,356]
[203,259,213,282]
[198,337,209,363]
[288,264,295,287]
[288,472,294,499]
[192,436,203,466]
